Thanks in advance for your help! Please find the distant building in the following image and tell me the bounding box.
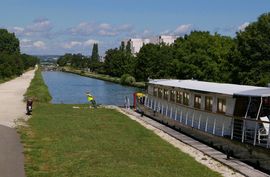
[129,39,143,54]
[158,35,178,45]
[124,35,178,55]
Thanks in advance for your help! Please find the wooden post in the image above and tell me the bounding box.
[165,105,168,116]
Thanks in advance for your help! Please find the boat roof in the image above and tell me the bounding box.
[148,79,270,97]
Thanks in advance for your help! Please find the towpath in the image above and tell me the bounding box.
[0,69,35,177]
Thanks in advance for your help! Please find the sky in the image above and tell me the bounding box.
[0,0,270,55]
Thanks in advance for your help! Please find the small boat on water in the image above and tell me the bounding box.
[135,79,270,172]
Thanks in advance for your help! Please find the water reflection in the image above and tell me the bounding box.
[42,71,140,105]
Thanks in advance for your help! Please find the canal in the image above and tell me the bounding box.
[42,71,140,105]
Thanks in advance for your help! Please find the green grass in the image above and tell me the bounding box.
[24,69,52,103]
[18,104,221,177]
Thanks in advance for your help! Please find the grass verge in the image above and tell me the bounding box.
[24,69,52,103]
[18,104,220,177]
[62,67,146,88]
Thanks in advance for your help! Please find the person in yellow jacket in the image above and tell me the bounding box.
[86,92,97,108]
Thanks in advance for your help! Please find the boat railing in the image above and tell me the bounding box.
[141,94,270,148]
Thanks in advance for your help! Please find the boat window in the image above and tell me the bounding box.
[170,90,176,102]
[217,98,226,114]
[176,91,183,104]
[153,87,158,96]
[163,89,169,100]
[261,97,270,117]
[205,96,213,111]
[158,88,163,98]
[194,95,201,109]
[183,92,190,106]
[233,97,249,117]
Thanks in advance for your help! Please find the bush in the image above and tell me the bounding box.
[120,74,136,85]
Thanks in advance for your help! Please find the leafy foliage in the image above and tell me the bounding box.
[0,29,39,80]
[234,12,270,86]
[120,74,136,85]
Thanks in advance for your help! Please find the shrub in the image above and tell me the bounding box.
[120,74,136,85]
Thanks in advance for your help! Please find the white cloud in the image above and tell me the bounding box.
[84,39,99,46]
[20,39,46,49]
[9,18,53,38]
[174,24,192,35]
[62,39,99,49]
[63,41,82,49]
[69,22,134,37]
[99,23,111,30]
[238,22,249,31]
[27,18,52,32]
[33,41,46,49]
[70,22,95,35]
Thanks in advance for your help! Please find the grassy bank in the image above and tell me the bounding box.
[62,67,146,88]
[24,68,52,103]
[19,105,220,177]
[18,68,220,177]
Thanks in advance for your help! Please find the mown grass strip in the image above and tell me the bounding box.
[24,68,52,103]
[19,104,220,177]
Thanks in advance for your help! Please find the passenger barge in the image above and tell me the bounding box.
[136,79,270,172]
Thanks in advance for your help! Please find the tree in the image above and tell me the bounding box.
[88,43,101,72]
[235,12,270,86]
[170,31,234,82]
[91,43,99,62]
[0,29,20,54]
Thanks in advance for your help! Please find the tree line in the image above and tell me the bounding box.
[0,29,39,80]
[58,12,270,86]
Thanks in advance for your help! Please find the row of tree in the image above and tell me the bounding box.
[57,43,104,72]
[58,12,270,86]
[0,29,39,80]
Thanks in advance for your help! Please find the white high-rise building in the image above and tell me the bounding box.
[129,38,144,54]
[158,35,178,45]
[124,35,178,55]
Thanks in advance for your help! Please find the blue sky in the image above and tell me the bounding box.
[1,0,270,55]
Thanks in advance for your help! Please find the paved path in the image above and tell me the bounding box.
[121,108,270,177]
[0,69,35,177]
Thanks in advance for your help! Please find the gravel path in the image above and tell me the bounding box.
[0,69,35,177]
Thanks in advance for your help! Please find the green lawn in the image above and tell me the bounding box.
[18,104,220,177]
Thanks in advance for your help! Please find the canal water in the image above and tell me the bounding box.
[42,71,140,105]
